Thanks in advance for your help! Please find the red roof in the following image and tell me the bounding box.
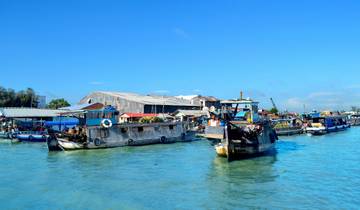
[121,113,158,118]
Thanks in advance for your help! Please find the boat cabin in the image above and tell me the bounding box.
[273,118,302,128]
[58,105,119,127]
[220,99,260,124]
[85,106,118,126]
[310,116,347,128]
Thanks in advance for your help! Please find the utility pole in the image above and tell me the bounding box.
[303,104,306,114]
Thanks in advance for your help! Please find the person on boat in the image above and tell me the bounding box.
[208,115,219,127]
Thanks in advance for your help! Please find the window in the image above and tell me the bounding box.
[138,127,144,132]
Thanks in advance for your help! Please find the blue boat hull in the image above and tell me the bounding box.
[17,134,48,142]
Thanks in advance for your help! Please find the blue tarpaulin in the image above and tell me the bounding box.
[235,111,247,118]
[45,120,79,126]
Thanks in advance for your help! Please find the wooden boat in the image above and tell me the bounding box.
[0,131,9,139]
[273,118,304,136]
[305,116,350,135]
[215,98,277,161]
[17,131,49,142]
[47,106,195,151]
[348,114,360,126]
[57,138,84,150]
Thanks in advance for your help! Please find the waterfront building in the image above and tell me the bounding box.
[173,109,209,122]
[0,108,66,121]
[79,91,201,114]
[176,95,221,110]
[37,96,47,108]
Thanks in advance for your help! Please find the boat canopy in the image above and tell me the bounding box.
[45,120,79,126]
[221,99,260,123]
[221,99,259,105]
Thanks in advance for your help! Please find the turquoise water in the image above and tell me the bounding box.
[1,128,360,210]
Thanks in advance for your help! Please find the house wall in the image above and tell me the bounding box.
[80,92,200,115]
[80,93,145,113]
[143,105,198,114]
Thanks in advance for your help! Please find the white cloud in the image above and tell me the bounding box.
[307,91,340,99]
[345,84,360,89]
[285,97,304,108]
[153,90,170,94]
[283,90,360,112]
[89,81,104,85]
[173,27,189,38]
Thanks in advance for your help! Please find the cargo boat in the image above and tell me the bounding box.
[215,98,277,161]
[17,131,49,142]
[348,114,360,126]
[305,116,350,135]
[47,106,195,151]
[273,118,304,136]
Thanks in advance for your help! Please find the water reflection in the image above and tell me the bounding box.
[205,152,278,209]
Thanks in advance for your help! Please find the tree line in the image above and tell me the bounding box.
[0,86,70,109]
[0,87,38,107]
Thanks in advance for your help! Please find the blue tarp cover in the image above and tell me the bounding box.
[236,111,247,117]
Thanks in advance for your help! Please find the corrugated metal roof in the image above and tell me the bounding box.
[94,91,201,106]
[174,109,209,117]
[60,102,103,111]
[120,113,159,118]
[0,108,67,118]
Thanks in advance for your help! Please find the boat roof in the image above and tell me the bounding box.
[220,99,259,105]
[59,110,87,116]
[273,118,298,122]
[0,108,67,118]
[313,115,347,119]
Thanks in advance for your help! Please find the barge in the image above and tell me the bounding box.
[47,106,195,151]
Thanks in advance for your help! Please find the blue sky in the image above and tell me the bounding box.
[1,0,360,111]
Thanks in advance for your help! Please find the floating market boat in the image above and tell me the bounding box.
[0,131,9,139]
[348,114,360,126]
[17,131,49,142]
[273,118,304,136]
[215,98,277,161]
[47,106,195,151]
[305,116,350,135]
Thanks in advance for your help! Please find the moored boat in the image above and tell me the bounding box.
[348,114,360,126]
[273,118,304,136]
[0,131,9,139]
[17,131,49,142]
[305,116,350,135]
[214,97,277,161]
[47,106,195,151]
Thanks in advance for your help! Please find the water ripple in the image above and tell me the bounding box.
[0,128,360,209]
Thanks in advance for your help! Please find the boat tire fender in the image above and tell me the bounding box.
[128,139,134,145]
[94,138,101,146]
[29,135,33,141]
[181,133,186,140]
[160,136,166,143]
[101,119,113,128]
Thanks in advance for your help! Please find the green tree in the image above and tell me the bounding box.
[0,86,38,107]
[47,98,70,109]
[270,108,279,115]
